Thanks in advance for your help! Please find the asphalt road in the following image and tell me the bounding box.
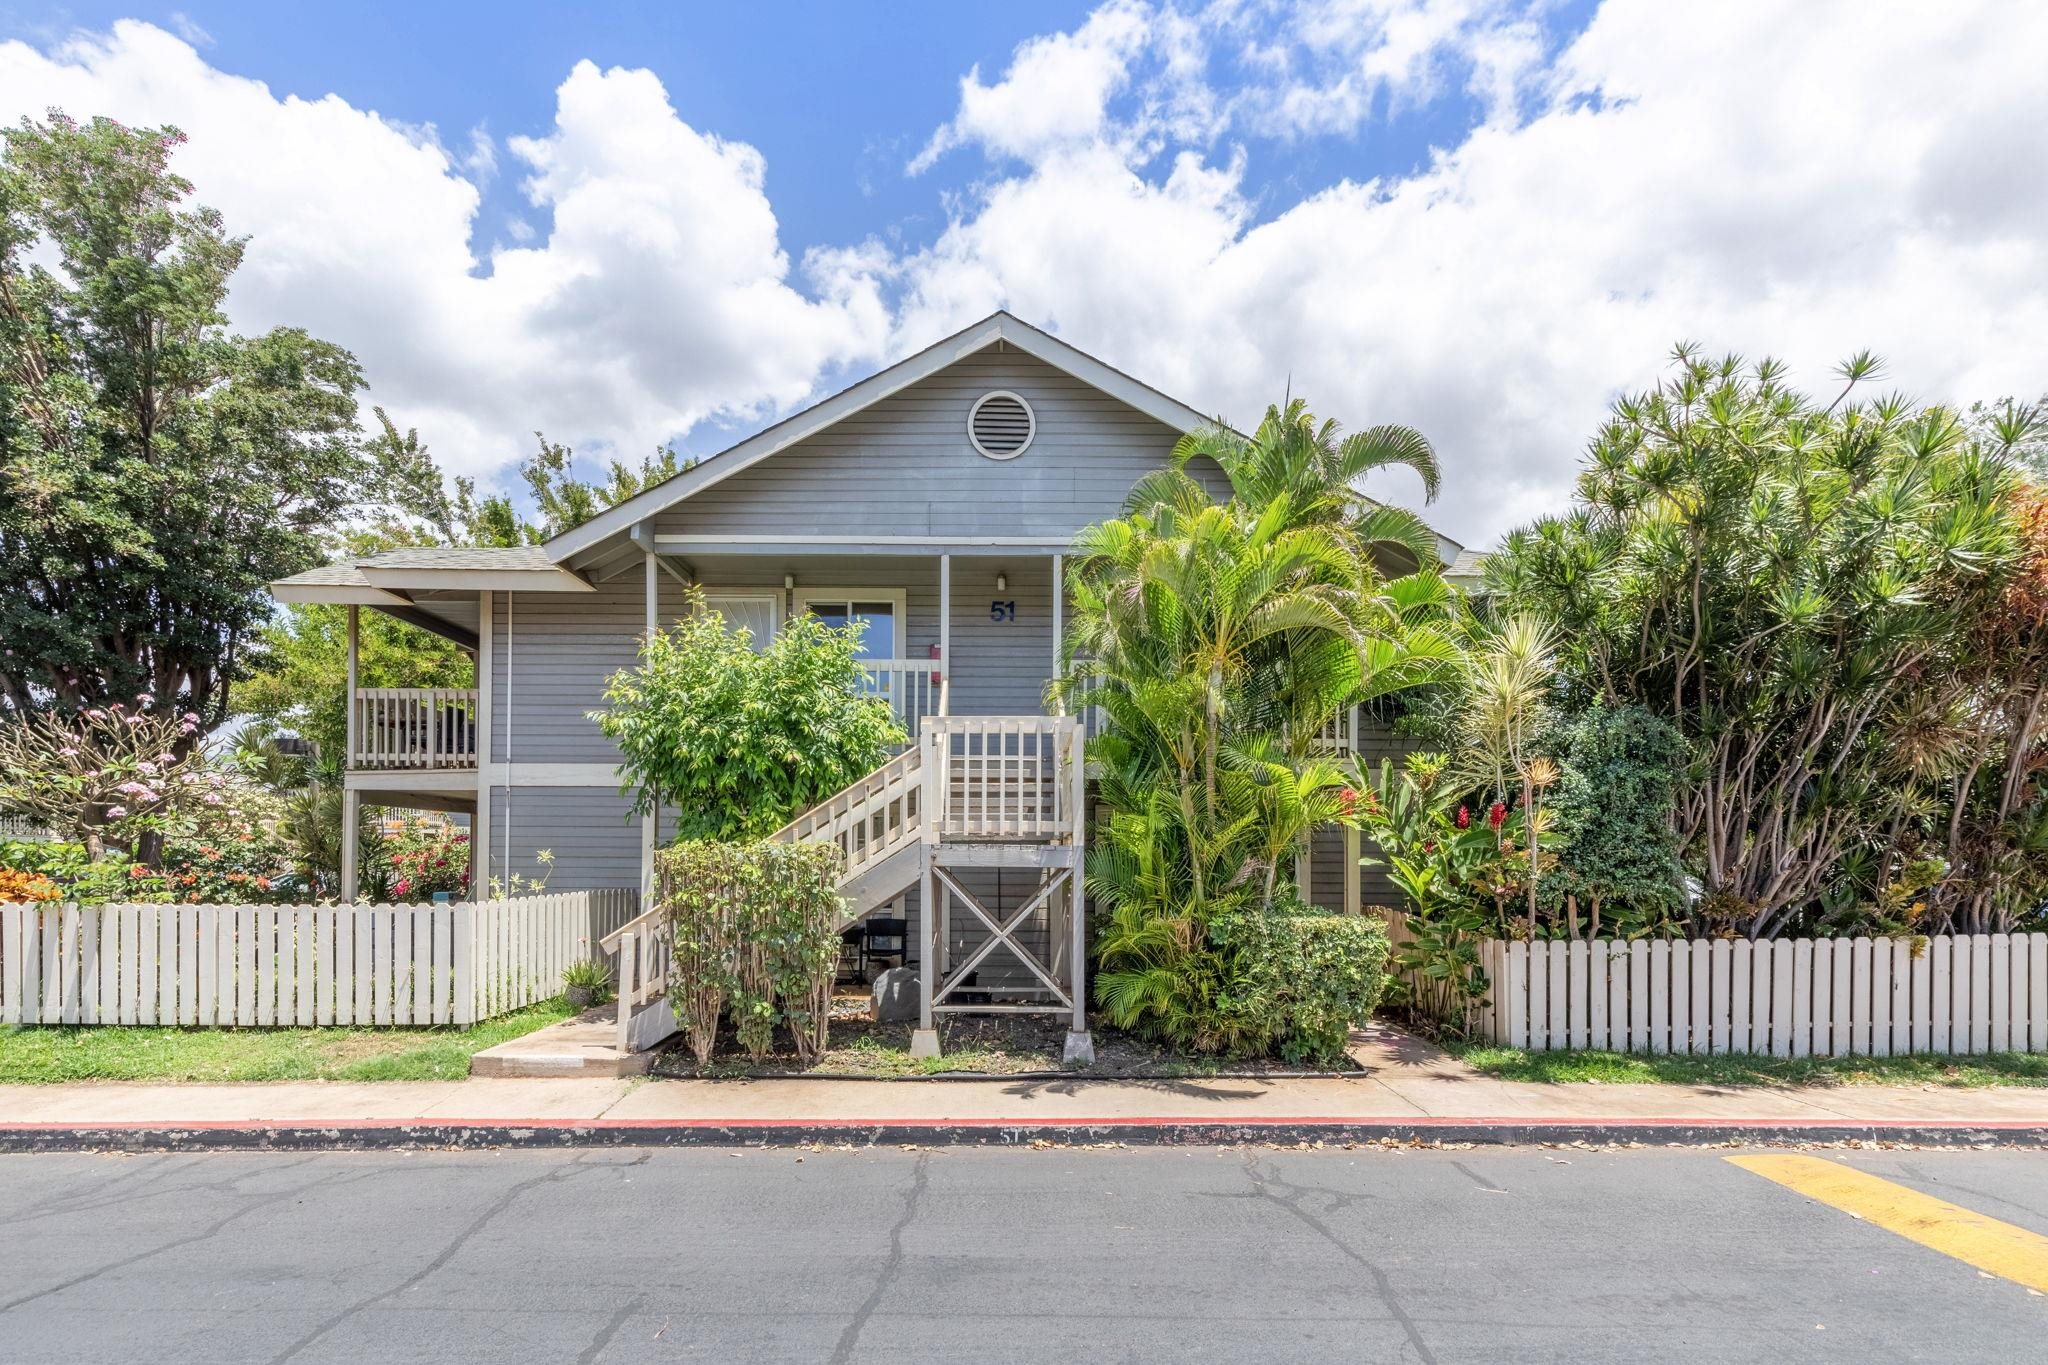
[2,1143,2042,1363]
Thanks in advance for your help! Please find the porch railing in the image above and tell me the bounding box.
[351,688,480,770]
[858,659,946,743]
[927,715,1085,842]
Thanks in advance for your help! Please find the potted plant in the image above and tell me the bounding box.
[561,957,614,1010]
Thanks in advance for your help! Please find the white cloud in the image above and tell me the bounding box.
[888,0,2048,544]
[0,22,889,489]
[909,0,1157,173]
[165,11,211,48]
[4,5,2045,551]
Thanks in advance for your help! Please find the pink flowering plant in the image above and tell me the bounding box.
[0,697,210,859]
[379,818,471,901]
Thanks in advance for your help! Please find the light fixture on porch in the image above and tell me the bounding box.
[995,572,1008,593]
[784,574,795,590]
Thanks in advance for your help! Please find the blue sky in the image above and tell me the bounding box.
[2,2,2041,546]
[4,2,1585,262]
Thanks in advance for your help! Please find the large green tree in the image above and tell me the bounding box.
[1488,348,2034,938]
[0,114,364,724]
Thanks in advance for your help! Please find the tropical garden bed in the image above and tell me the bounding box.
[0,998,576,1084]
[647,994,1363,1079]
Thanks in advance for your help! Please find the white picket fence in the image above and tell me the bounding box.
[0,889,638,1029]
[1482,933,2048,1056]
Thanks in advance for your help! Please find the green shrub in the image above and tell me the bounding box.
[656,839,844,1064]
[0,840,89,880]
[1208,900,1390,1064]
[593,588,904,843]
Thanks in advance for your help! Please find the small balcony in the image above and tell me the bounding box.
[350,688,480,770]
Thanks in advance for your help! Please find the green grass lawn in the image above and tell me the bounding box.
[1453,1044,2048,1088]
[0,998,578,1084]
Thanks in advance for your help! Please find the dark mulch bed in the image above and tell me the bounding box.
[648,993,1362,1079]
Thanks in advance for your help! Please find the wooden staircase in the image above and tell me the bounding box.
[600,715,1089,1059]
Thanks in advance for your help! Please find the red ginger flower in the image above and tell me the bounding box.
[1456,805,1471,829]
[1488,801,1508,830]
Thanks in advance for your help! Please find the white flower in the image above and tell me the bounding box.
[106,805,128,819]
[137,692,155,706]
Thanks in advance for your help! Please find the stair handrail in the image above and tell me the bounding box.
[764,740,923,846]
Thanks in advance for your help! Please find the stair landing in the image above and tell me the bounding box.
[470,1011,657,1079]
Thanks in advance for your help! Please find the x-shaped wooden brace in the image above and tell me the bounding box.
[930,864,1074,1009]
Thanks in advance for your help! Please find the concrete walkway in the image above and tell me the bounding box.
[3,1069,2046,1141]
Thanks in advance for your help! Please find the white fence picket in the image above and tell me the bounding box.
[1477,930,2048,1059]
[0,892,621,1030]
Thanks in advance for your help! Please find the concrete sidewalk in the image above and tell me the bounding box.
[3,1068,2046,1149]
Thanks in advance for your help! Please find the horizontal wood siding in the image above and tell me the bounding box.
[1308,825,1348,914]
[651,348,1228,539]
[490,785,641,892]
[947,556,1058,715]
[489,574,649,765]
[1355,720,1428,910]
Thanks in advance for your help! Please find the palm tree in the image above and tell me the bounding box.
[1058,398,1462,1047]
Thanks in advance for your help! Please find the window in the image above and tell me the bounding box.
[794,590,904,660]
[697,592,780,651]
[968,390,1035,459]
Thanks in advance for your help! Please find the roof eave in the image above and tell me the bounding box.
[356,566,595,594]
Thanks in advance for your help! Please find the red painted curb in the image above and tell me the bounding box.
[1,1115,2042,1132]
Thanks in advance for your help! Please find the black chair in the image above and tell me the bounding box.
[859,916,908,979]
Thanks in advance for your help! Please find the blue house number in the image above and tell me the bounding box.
[989,600,1017,621]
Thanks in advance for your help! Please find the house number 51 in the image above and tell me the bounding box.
[989,600,1017,621]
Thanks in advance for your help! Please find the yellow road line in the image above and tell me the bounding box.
[1728,1154,2048,1293]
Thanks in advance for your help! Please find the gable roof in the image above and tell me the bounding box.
[544,310,1230,565]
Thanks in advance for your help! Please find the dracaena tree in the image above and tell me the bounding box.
[1488,347,2031,938]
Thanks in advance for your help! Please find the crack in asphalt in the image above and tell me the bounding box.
[0,1154,327,1229]
[830,1151,930,1365]
[1239,1154,1438,1365]
[0,1161,371,1315]
[266,1155,618,1364]
[576,1293,646,1365]
[1448,1160,1509,1193]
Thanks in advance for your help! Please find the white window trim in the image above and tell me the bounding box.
[792,587,909,661]
[968,389,1036,460]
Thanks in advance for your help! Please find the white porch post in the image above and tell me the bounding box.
[344,604,358,768]
[1050,552,1063,713]
[937,552,951,715]
[910,725,942,1059]
[640,541,660,904]
[341,605,359,903]
[1297,844,1313,904]
[472,590,493,902]
[341,788,360,904]
[1064,718,1093,1064]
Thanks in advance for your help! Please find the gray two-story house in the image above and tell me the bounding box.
[271,311,1460,1052]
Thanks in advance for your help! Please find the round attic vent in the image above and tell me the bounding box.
[969,390,1035,460]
